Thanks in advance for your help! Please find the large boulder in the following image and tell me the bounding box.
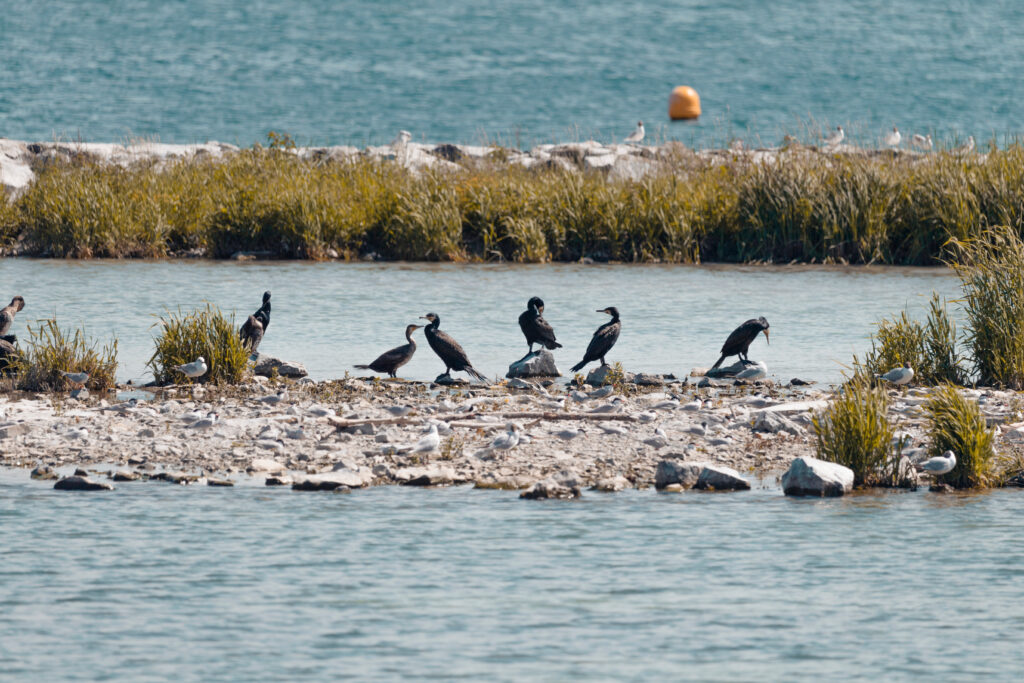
[655,460,705,489]
[253,354,308,379]
[54,476,114,491]
[584,365,634,386]
[292,469,372,490]
[781,457,854,497]
[695,465,750,491]
[507,350,560,378]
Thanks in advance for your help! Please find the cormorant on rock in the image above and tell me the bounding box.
[710,317,769,370]
[354,324,422,379]
[518,296,561,360]
[570,307,621,372]
[420,313,487,382]
[0,296,25,337]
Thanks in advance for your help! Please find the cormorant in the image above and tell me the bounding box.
[0,296,25,337]
[354,324,422,378]
[570,307,621,372]
[420,313,487,382]
[518,296,562,360]
[710,317,769,369]
[239,291,271,352]
[239,315,264,354]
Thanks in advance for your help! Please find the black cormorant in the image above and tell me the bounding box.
[240,291,271,351]
[354,324,422,378]
[710,317,770,369]
[570,307,621,372]
[518,296,562,360]
[421,313,487,382]
[0,296,25,337]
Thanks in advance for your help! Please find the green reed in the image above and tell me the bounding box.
[14,318,118,392]
[925,384,995,488]
[148,304,249,385]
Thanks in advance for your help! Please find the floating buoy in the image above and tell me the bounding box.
[668,86,701,120]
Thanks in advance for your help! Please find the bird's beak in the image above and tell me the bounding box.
[763,329,770,345]
[419,316,428,320]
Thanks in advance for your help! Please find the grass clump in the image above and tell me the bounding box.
[148,304,249,385]
[948,225,1024,388]
[14,318,118,392]
[813,371,895,486]
[925,384,995,488]
[864,293,966,385]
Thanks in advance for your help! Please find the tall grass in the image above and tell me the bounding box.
[948,225,1024,388]
[148,304,249,385]
[7,143,1024,263]
[813,371,895,486]
[925,384,995,488]
[864,293,966,385]
[14,318,118,391]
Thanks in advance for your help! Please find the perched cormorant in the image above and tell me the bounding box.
[354,324,422,378]
[239,291,271,352]
[239,315,264,354]
[570,307,621,372]
[518,296,562,360]
[420,313,487,382]
[710,317,770,369]
[0,296,25,337]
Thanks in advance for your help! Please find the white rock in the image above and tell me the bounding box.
[249,457,285,473]
[506,350,560,378]
[781,456,854,497]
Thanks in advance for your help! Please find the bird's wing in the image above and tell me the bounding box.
[533,315,558,344]
[431,330,470,364]
[371,344,410,368]
[720,320,758,354]
[0,309,12,336]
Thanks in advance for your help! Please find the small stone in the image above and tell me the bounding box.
[207,479,234,487]
[752,410,804,436]
[585,365,634,386]
[30,465,58,480]
[395,465,457,487]
[54,476,114,491]
[695,465,750,491]
[591,475,631,492]
[929,482,955,493]
[248,458,285,473]
[74,467,88,476]
[112,470,141,482]
[137,428,156,438]
[632,373,664,386]
[519,478,581,500]
[790,377,813,386]
[264,475,292,486]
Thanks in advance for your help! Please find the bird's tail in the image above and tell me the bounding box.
[465,366,488,383]
[570,360,586,372]
[710,355,726,370]
[353,364,371,370]
[547,341,563,349]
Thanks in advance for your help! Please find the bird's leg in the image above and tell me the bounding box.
[740,352,754,366]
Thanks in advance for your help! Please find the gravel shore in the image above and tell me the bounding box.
[2,375,1021,493]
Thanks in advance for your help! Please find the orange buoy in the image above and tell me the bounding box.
[668,86,701,120]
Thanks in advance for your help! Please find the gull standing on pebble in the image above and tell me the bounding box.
[824,126,844,148]
[172,357,208,379]
[624,121,645,145]
[884,125,901,148]
[877,363,914,386]
[917,450,956,477]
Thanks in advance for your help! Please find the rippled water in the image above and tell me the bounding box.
[0,259,958,384]
[3,1,1022,146]
[1,470,1022,680]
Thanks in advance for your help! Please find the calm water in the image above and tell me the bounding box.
[1,470,1023,680]
[0,259,958,385]
[3,1,1022,147]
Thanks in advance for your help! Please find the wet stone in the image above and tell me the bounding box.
[54,476,114,491]
[30,465,58,480]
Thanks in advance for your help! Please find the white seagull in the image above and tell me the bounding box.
[877,363,914,386]
[955,136,975,154]
[489,424,521,451]
[172,357,208,379]
[824,126,844,148]
[643,427,669,449]
[911,133,933,151]
[624,121,645,145]
[410,423,440,453]
[392,130,412,149]
[61,371,89,387]
[735,360,768,381]
[384,405,414,417]
[917,450,956,476]
[189,412,219,430]
[884,125,901,148]
[554,426,587,441]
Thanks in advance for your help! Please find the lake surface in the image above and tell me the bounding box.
[0,260,959,385]
[1,470,1022,680]
[3,1,1021,147]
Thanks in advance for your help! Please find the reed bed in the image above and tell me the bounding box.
[5,143,1024,263]
[863,293,965,385]
[13,318,118,392]
[925,384,996,488]
[148,304,249,385]
[813,371,896,486]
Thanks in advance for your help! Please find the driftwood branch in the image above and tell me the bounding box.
[329,411,635,430]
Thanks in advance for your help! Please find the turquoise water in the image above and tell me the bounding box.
[3,1,1021,147]
[2,471,1023,680]
[0,259,958,384]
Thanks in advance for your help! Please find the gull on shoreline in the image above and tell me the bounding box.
[824,126,844,148]
[624,121,644,145]
[884,125,901,148]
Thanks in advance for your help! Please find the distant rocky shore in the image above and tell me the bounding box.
[2,369,1021,499]
[0,135,943,199]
